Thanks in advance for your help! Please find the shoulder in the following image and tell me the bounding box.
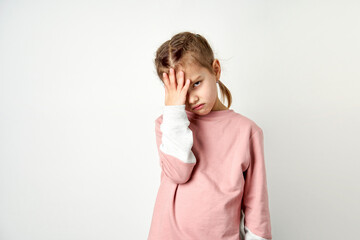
[231,111,263,137]
[154,114,164,128]
[155,114,163,123]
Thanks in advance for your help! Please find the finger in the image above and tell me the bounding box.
[181,79,191,100]
[169,68,176,89]
[181,78,191,94]
[176,70,185,91]
[164,85,168,96]
[163,72,170,90]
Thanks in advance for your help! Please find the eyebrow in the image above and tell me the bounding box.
[190,75,202,83]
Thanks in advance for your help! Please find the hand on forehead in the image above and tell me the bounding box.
[175,64,201,82]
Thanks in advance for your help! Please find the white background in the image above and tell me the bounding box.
[1,0,359,239]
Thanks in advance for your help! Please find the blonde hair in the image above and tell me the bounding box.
[153,31,232,108]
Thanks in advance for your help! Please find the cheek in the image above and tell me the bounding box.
[204,85,217,100]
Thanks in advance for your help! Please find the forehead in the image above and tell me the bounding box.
[176,62,204,80]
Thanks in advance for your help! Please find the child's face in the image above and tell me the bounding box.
[175,59,221,115]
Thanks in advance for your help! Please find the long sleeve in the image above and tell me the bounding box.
[241,129,272,240]
[155,104,196,184]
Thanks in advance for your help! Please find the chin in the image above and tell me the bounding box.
[195,108,210,115]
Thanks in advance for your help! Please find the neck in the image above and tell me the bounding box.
[211,97,228,111]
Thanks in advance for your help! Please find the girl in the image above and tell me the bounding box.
[148,32,272,240]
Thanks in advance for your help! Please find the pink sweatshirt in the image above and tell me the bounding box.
[148,105,272,240]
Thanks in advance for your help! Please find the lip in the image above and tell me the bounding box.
[192,103,204,110]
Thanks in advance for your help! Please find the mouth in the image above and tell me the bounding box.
[192,103,205,110]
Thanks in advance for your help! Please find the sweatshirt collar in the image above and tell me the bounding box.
[185,109,234,120]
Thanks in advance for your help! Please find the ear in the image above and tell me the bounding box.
[212,59,221,79]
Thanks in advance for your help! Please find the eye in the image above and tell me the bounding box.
[193,81,201,87]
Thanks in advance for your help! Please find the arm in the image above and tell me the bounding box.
[155,104,196,184]
[241,129,272,240]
